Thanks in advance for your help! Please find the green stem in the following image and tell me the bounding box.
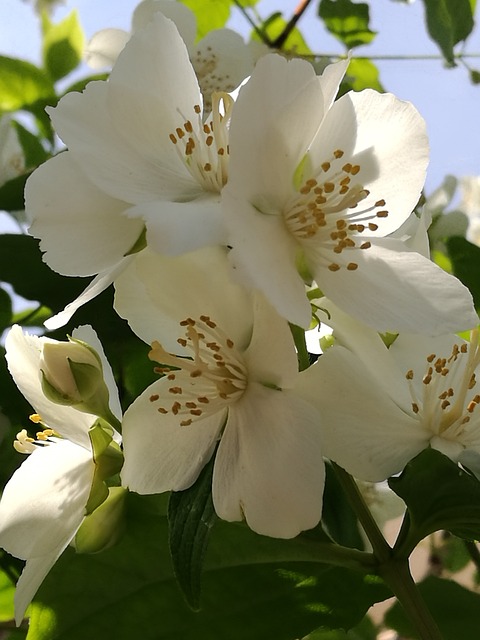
[332,463,444,639]
[380,560,444,640]
[332,463,391,563]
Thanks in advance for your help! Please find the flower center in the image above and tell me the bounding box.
[14,414,57,454]
[284,149,389,272]
[148,315,248,426]
[168,92,233,193]
[405,329,480,443]
[190,45,236,114]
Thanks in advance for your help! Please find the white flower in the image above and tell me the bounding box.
[298,300,480,482]
[27,12,235,327]
[0,326,121,624]
[115,247,325,539]
[224,55,477,334]
[85,0,255,111]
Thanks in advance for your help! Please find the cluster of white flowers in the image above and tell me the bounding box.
[1,0,479,624]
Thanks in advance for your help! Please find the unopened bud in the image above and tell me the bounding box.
[40,337,118,427]
[75,486,126,554]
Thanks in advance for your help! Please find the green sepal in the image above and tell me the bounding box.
[85,420,124,515]
[75,486,127,554]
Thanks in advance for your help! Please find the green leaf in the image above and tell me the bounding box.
[253,12,313,54]
[179,0,232,39]
[470,69,480,84]
[42,10,85,81]
[0,287,13,332]
[168,454,218,610]
[420,0,474,66]
[322,462,364,550]
[0,173,30,212]
[0,57,55,112]
[385,575,480,640]
[318,0,377,49]
[346,58,384,92]
[62,73,109,95]
[28,494,390,639]
[446,236,480,310]
[389,449,480,557]
[11,305,53,327]
[12,121,49,169]
[0,567,15,623]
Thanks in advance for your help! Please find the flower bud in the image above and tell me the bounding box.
[39,337,118,426]
[75,486,127,554]
[40,338,103,404]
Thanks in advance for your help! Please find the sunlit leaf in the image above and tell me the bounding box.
[27,494,390,639]
[0,57,55,112]
[346,58,384,92]
[179,0,232,39]
[42,10,85,81]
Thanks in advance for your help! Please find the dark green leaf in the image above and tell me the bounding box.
[385,575,480,640]
[28,493,390,640]
[318,0,376,49]
[389,449,480,557]
[42,10,85,82]
[446,236,480,310]
[420,0,474,66]
[0,57,55,112]
[168,454,218,610]
[470,69,480,84]
[0,173,30,212]
[322,462,364,550]
[11,122,49,169]
[0,287,12,332]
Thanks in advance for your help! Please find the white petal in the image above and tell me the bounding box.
[298,346,429,481]
[5,327,95,448]
[243,294,298,389]
[49,81,193,205]
[0,440,93,559]
[44,256,135,331]
[315,238,478,334]
[14,552,63,625]
[121,378,224,493]
[309,90,428,236]
[212,383,325,538]
[106,13,203,189]
[319,58,349,111]
[316,298,412,409]
[128,195,225,256]
[85,28,130,69]
[225,198,311,328]
[227,54,326,207]
[26,152,143,276]
[71,325,122,425]
[132,0,196,46]
[114,246,253,351]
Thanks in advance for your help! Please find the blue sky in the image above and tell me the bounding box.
[0,0,479,195]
